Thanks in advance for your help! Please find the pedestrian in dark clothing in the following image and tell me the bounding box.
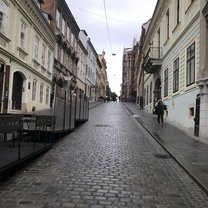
[155,99,166,124]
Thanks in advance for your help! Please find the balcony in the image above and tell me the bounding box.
[143,47,162,73]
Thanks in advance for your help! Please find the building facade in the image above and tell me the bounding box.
[79,30,98,102]
[142,0,208,138]
[42,0,80,101]
[121,48,134,102]
[135,20,151,109]
[0,0,55,113]
[77,39,87,93]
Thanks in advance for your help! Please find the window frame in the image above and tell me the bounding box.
[173,58,179,93]
[164,68,169,97]
[186,42,195,86]
[166,9,170,41]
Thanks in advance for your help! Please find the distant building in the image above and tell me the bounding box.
[98,51,108,99]
[77,39,87,94]
[121,48,135,102]
[0,0,55,113]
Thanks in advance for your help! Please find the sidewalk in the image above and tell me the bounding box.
[122,102,208,195]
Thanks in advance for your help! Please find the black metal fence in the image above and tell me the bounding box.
[0,85,89,175]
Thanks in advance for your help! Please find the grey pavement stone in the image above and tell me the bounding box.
[0,103,208,207]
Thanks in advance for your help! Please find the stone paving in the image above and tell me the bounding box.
[0,102,208,208]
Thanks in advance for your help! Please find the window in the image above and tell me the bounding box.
[0,0,7,34]
[173,0,180,27]
[165,10,169,40]
[34,36,39,61]
[60,49,64,64]
[46,87,49,105]
[39,83,44,103]
[67,26,70,42]
[164,69,168,97]
[71,33,74,47]
[42,44,46,66]
[173,58,179,92]
[20,21,26,49]
[55,43,58,59]
[56,10,60,29]
[176,0,180,24]
[186,42,195,86]
[157,28,160,48]
[32,79,37,101]
[47,50,52,72]
[189,107,194,117]
[62,18,65,35]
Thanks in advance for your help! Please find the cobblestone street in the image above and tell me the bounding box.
[0,103,208,208]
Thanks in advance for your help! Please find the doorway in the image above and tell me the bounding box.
[12,72,23,110]
[194,95,200,137]
[153,78,161,104]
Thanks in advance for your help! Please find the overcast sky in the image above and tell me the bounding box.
[66,0,157,95]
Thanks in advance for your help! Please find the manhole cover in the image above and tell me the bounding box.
[155,154,171,159]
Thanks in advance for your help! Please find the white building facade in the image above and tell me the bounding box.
[142,0,208,138]
[0,0,55,113]
[79,30,98,102]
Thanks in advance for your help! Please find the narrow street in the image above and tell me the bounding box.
[0,103,208,208]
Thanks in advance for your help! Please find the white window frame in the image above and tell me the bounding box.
[42,44,46,66]
[47,50,52,72]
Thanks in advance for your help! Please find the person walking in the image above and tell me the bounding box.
[155,99,166,124]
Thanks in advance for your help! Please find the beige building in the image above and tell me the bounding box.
[0,0,55,113]
[98,51,107,98]
[142,0,208,139]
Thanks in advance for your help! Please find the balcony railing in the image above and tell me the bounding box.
[143,47,162,73]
